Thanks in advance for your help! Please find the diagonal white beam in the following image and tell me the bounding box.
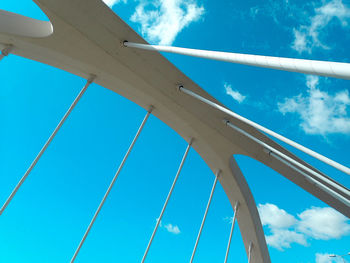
[226,121,350,206]
[224,201,239,263]
[189,171,219,263]
[179,86,350,176]
[124,42,350,80]
[141,139,192,263]
[0,45,13,61]
[0,75,95,216]
[70,107,153,263]
[269,150,350,207]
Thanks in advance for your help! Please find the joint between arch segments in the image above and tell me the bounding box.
[0,45,13,60]
[87,74,96,83]
[147,105,154,113]
[1,44,13,56]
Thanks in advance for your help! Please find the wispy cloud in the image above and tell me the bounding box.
[223,83,271,110]
[291,0,350,53]
[249,0,299,25]
[249,0,350,54]
[157,218,181,235]
[257,203,350,251]
[102,0,126,8]
[224,83,246,103]
[163,223,181,234]
[278,75,350,136]
[130,0,204,45]
[315,253,345,263]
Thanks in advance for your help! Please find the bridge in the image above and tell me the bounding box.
[0,0,349,262]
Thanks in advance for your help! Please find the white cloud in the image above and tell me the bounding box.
[157,218,181,235]
[297,207,350,240]
[250,0,314,31]
[163,223,181,234]
[291,0,350,53]
[130,0,204,45]
[292,28,308,53]
[223,216,234,224]
[265,229,307,250]
[102,0,126,7]
[258,203,297,229]
[315,253,345,263]
[316,253,331,263]
[258,203,306,250]
[224,83,246,103]
[278,75,350,135]
[258,203,350,251]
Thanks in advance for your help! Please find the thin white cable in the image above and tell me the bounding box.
[70,107,153,263]
[225,121,350,205]
[179,86,350,176]
[141,139,192,263]
[0,45,13,61]
[189,171,219,263]
[248,242,253,263]
[124,41,350,80]
[0,75,95,216]
[224,201,239,263]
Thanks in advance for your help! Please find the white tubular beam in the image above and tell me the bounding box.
[124,42,350,80]
[0,75,95,216]
[0,45,13,61]
[70,108,153,263]
[269,150,350,207]
[224,202,239,263]
[225,121,350,205]
[141,139,192,263]
[189,171,219,263]
[179,86,350,175]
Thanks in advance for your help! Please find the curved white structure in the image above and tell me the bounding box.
[0,0,349,262]
[0,9,53,38]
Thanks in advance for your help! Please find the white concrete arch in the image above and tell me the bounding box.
[0,9,52,38]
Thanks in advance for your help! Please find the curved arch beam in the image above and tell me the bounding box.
[226,156,270,263]
[0,10,53,38]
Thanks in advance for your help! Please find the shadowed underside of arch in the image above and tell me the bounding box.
[0,0,349,262]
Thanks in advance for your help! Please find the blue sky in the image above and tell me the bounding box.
[0,0,350,262]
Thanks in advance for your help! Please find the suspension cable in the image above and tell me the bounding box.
[248,242,253,263]
[141,139,192,263]
[224,201,239,263]
[0,75,95,216]
[70,107,153,263]
[189,170,219,263]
